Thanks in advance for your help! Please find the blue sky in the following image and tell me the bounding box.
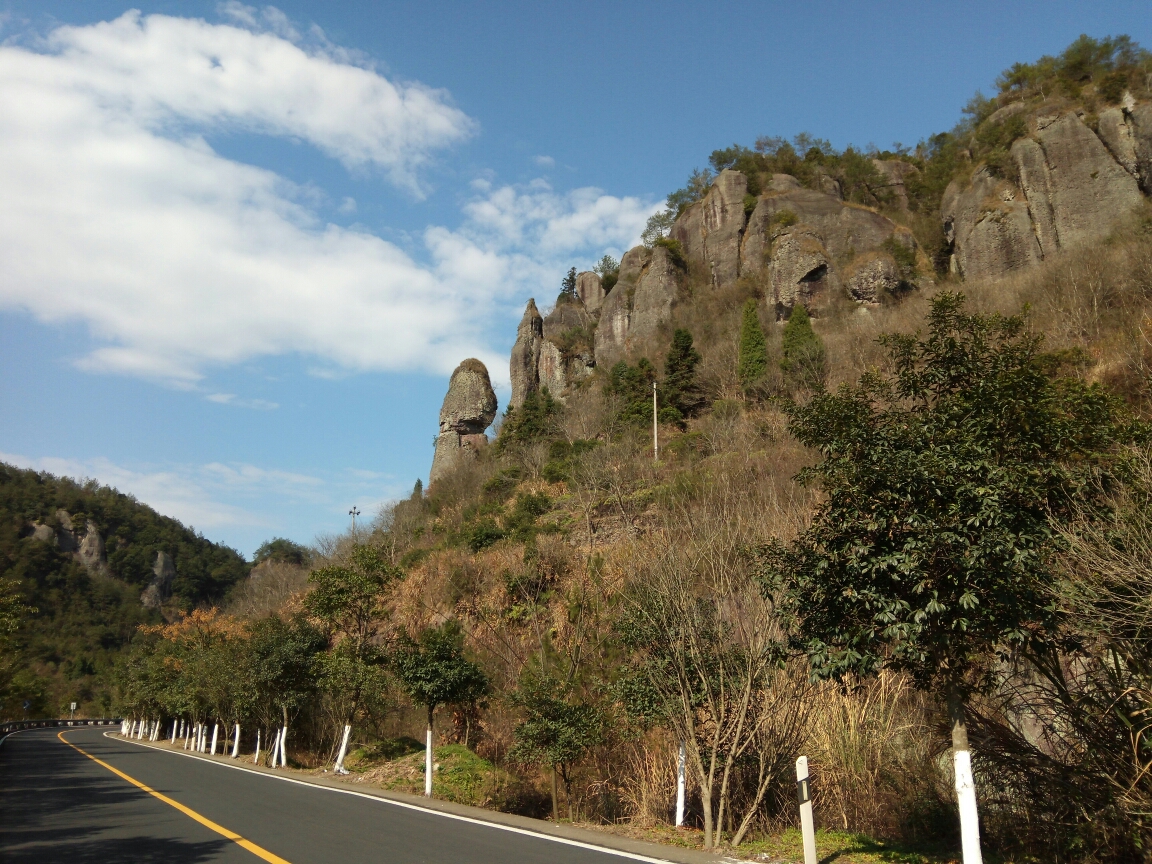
[0,1,1148,557]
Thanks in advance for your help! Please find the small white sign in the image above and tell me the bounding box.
[70,702,77,710]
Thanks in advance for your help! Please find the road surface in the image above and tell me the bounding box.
[0,727,673,864]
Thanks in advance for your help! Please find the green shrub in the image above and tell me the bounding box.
[771,209,798,229]
[653,236,686,269]
[498,389,560,448]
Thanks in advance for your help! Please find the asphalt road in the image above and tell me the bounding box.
[0,727,669,864]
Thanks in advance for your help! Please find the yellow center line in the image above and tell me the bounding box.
[57,730,291,864]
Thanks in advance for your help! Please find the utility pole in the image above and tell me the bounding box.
[348,506,360,536]
[652,382,659,461]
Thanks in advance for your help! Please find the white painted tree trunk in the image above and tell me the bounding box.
[955,750,983,864]
[269,730,281,767]
[334,724,352,774]
[796,756,817,864]
[254,728,261,764]
[210,723,219,755]
[279,725,288,767]
[424,725,433,797]
[675,741,686,827]
[232,724,240,758]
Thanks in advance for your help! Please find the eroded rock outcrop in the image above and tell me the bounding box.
[594,245,682,366]
[871,159,920,210]
[767,226,840,313]
[27,510,107,574]
[141,550,176,610]
[576,271,605,312]
[670,168,748,288]
[430,359,498,486]
[843,252,904,304]
[509,299,543,410]
[944,105,1151,278]
[510,297,595,408]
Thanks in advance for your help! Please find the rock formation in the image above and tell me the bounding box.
[509,297,595,409]
[594,245,683,366]
[943,105,1151,278]
[871,159,920,210]
[576,271,605,312]
[670,168,748,288]
[26,510,108,574]
[843,252,904,304]
[430,359,498,485]
[509,299,543,409]
[141,550,176,610]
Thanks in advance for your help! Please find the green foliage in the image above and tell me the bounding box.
[558,267,578,305]
[770,293,1135,696]
[391,620,490,722]
[771,209,798,229]
[780,304,826,390]
[253,538,310,567]
[463,518,505,552]
[662,329,705,425]
[593,254,620,294]
[605,358,657,427]
[653,236,686,269]
[738,299,769,387]
[882,236,918,282]
[541,439,599,483]
[996,34,1148,99]
[509,671,605,817]
[641,209,676,246]
[498,388,561,448]
[245,614,326,724]
[305,545,399,663]
[666,167,714,215]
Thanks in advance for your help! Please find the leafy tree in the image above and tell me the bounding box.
[305,545,400,729]
[592,255,618,277]
[558,267,578,304]
[768,293,1134,849]
[253,538,310,567]
[509,672,605,820]
[661,329,705,425]
[245,614,326,754]
[780,303,826,390]
[641,210,676,247]
[737,299,768,387]
[391,620,489,795]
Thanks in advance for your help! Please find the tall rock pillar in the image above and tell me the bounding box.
[429,359,498,486]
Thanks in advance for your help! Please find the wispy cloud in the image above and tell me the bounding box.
[206,393,279,410]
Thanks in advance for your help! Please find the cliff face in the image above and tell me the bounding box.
[943,102,1151,278]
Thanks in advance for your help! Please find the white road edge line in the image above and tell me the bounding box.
[101,731,680,864]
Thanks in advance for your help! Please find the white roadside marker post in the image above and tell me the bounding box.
[334,724,352,775]
[674,741,686,827]
[210,723,219,755]
[796,756,817,864]
[232,724,240,758]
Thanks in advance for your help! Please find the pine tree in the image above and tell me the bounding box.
[662,328,704,424]
[737,298,768,386]
[558,267,578,303]
[780,303,826,390]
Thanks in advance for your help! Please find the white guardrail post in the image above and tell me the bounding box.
[796,756,817,864]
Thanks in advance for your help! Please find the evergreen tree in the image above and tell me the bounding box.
[662,328,704,425]
[780,303,826,389]
[737,298,768,386]
[558,267,578,304]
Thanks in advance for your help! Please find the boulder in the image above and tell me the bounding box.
[576,271,605,312]
[430,359,497,485]
[509,300,543,410]
[942,168,1041,280]
[29,523,56,544]
[871,159,920,210]
[670,168,748,288]
[141,550,176,610]
[768,226,839,313]
[843,252,902,303]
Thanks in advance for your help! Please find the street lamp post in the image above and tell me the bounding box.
[349,506,361,536]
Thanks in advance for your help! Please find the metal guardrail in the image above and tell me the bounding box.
[0,718,122,737]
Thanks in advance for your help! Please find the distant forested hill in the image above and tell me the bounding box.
[0,462,250,717]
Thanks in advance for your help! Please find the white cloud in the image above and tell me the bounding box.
[206,392,279,410]
[534,154,555,167]
[0,11,659,390]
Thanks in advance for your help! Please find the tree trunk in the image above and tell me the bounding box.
[947,687,984,864]
[550,767,559,821]
[424,705,434,797]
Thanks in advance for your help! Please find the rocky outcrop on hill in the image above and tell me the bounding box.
[871,159,920,210]
[594,245,683,367]
[944,105,1150,278]
[26,509,108,574]
[509,299,543,409]
[430,359,498,485]
[843,252,904,304]
[671,168,748,288]
[509,298,596,408]
[576,271,605,312]
[140,550,176,610]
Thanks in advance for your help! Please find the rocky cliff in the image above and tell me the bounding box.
[943,99,1151,279]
